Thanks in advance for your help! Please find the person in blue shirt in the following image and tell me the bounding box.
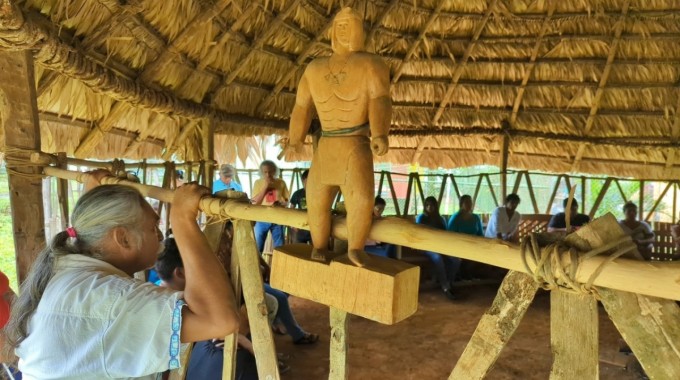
[416,196,459,300]
[213,164,243,193]
[447,195,484,236]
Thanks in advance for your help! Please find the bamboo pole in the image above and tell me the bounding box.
[233,220,280,380]
[41,167,680,301]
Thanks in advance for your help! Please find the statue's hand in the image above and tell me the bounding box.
[371,136,389,156]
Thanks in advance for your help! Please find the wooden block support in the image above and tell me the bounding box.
[549,291,598,380]
[449,271,539,380]
[329,307,349,380]
[270,244,420,325]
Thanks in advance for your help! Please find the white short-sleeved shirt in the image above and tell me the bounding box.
[17,254,185,380]
[485,206,521,239]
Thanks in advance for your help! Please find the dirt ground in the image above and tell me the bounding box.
[272,284,640,380]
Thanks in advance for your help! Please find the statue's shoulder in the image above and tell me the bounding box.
[353,52,389,68]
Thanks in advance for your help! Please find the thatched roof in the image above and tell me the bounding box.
[1,0,679,179]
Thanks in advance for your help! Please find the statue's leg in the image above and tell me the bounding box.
[340,146,375,267]
[306,168,338,262]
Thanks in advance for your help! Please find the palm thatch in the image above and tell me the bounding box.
[0,0,679,178]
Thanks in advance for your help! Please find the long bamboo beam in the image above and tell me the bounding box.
[42,167,680,301]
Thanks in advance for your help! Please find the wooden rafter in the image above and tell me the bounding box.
[431,0,498,125]
[0,1,290,155]
[123,114,165,157]
[212,0,303,97]
[571,0,630,172]
[162,120,201,161]
[509,1,556,124]
[138,0,234,84]
[198,3,260,71]
[412,0,497,165]
[664,85,680,171]
[391,0,448,84]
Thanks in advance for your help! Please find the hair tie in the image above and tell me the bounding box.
[66,227,78,239]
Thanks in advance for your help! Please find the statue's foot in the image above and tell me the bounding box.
[311,248,327,263]
[348,249,369,267]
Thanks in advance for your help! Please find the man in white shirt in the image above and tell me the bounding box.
[485,194,521,241]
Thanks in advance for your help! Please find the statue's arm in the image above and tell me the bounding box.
[289,71,314,146]
[367,59,392,139]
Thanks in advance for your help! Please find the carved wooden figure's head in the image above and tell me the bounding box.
[331,7,365,53]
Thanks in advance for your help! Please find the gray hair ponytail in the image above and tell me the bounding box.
[5,185,148,351]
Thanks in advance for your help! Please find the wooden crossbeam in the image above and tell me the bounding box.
[524,172,539,214]
[645,181,672,221]
[431,0,498,125]
[385,172,401,216]
[545,175,563,214]
[73,103,129,158]
[509,1,556,124]
[589,178,613,219]
[162,120,201,161]
[572,1,630,172]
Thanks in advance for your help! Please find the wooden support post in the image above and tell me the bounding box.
[524,172,539,214]
[639,180,644,221]
[414,173,426,205]
[233,220,280,380]
[645,181,671,221]
[55,152,69,230]
[376,171,386,197]
[500,132,510,202]
[202,119,215,190]
[484,174,499,208]
[599,290,680,379]
[589,178,612,219]
[581,176,587,214]
[545,175,563,214]
[472,175,484,206]
[403,174,414,215]
[385,172,400,216]
[511,171,524,195]
[329,307,350,380]
[449,271,539,379]
[549,291,599,380]
[570,212,680,379]
[450,175,461,199]
[437,174,448,206]
[0,50,46,282]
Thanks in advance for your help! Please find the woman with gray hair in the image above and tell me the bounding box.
[5,171,239,379]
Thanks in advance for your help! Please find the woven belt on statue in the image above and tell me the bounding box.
[320,124,369,137]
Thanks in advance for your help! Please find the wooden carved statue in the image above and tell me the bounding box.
[287,7,392,267]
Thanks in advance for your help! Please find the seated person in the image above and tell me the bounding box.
[265,284,319,345]
[416,197,459,301]
[548,198,590,233]
[364,196,396,259]
[289,169,312,244]
[6,173,239,379]
[213,164,243,193]
[618,202,655,260]
[447,194,483,281]
[447,195,483,236]
[485,193,521,241]
[156,238,288,379]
